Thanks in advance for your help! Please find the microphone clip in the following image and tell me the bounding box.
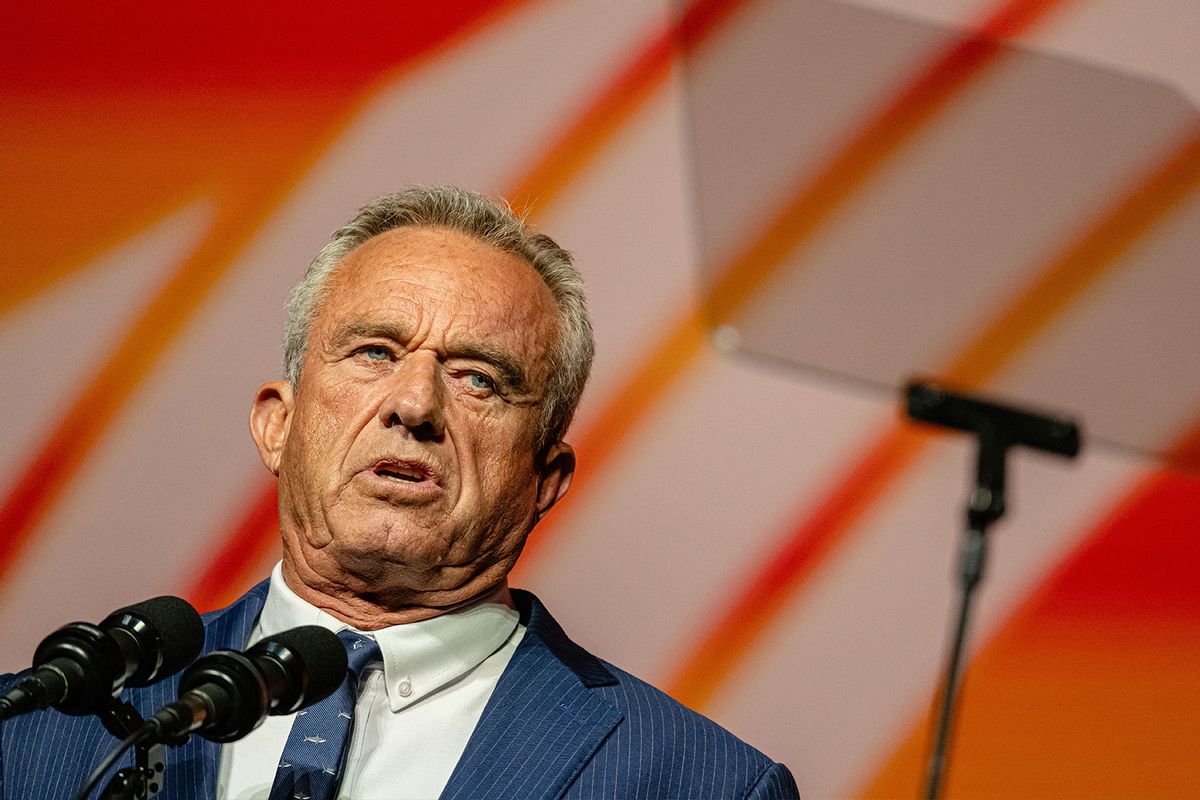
[92,698,166,800]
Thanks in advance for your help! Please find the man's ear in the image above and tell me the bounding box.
[250,380,294,476]
[535,441,576,520]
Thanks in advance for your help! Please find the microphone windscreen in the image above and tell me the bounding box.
[108,595,205,685]
[260,626,348,706]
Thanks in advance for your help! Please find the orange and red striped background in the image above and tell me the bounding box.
[3,1,1198,796]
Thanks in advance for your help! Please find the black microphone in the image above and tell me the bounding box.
[144,626,347,745]
[0,596,204,720]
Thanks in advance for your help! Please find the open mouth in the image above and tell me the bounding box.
[376,467,424,482]
[371,460,436,484]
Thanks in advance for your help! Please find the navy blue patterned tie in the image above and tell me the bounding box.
[268,630,380,800]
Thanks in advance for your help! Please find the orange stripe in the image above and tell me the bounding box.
[507,0,750,217]
[0,2,534,603]
[520,311,710,551]
[518,0,1072,578]
[0,192,200,319]
[668,126,1200,709]
[191,0,754,606]
[944,129,1200,387]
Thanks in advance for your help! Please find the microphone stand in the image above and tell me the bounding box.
[922,425,1004,799]
[904,381,1080,800]
[93,699,166,800]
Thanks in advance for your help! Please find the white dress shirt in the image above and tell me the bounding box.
[217,563,525,800]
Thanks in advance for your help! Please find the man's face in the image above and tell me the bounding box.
[254,226,572,604]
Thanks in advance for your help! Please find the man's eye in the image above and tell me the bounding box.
[464,372,496,392]
[357,345,392,361]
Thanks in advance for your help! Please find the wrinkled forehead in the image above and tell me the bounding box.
[317,226,560,384]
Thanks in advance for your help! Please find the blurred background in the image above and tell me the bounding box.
[2,1,1198,797]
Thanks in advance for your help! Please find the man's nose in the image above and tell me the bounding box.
[378,353,446,439]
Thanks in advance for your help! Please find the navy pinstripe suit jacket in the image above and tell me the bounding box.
[0,581,799,799]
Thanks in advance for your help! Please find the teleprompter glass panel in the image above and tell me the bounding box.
[679,0,1200,471]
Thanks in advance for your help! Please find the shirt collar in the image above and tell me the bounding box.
[257,562,521,712]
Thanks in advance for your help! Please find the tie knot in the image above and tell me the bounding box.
[338,630,380,678]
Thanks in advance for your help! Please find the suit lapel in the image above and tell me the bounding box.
[440,592,623,800]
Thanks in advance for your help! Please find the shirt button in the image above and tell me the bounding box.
[397,678,413,697]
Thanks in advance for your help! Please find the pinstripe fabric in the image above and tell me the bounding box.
[442,590,799,800]
[0,582,797,799]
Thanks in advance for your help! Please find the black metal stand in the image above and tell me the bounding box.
[923,431,1004,800]
[94,700,166,800]
[904,380,1080,800]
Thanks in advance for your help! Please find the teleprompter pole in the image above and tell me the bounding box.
[904,381,1079,800]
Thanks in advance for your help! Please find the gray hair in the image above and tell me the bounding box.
[284,185,594,450]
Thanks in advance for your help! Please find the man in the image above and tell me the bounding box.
[0,186,799,798]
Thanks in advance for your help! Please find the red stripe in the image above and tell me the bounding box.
[185,485,281,613]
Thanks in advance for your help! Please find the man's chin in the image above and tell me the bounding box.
[320,521,457,577]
